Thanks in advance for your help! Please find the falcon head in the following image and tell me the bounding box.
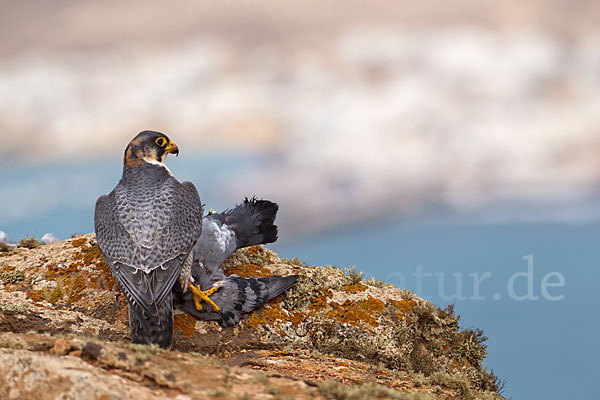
[123,130,179,170]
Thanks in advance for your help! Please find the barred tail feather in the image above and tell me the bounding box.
[128,293,174,349]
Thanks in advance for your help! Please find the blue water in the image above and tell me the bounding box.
[273,221,599,399]
[1,159,597,399]
[0,154,264,240]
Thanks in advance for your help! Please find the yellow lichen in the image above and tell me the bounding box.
[47,285,64,304]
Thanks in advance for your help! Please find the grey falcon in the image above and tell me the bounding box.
[94,130,217,348]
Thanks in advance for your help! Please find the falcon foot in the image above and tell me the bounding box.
[189,282,222,312]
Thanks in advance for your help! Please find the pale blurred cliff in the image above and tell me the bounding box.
[1,0,600,234]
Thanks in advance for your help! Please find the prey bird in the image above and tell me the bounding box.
[174,198,298,326]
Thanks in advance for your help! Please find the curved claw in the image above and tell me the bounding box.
[189,281,222,312]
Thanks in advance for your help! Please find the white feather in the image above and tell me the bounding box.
[143,157,173,176]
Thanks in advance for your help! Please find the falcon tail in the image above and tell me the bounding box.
[128,293,174,349]
[176,274,299,327]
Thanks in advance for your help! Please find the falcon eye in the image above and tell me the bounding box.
[155,137,167,147]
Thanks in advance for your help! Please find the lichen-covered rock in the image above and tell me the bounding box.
[0,234,504,399]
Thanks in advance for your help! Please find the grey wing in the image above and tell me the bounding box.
[94,179,202,322]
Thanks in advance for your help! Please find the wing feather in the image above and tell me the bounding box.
[94,168,202,322]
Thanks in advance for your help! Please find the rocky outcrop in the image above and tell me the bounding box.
[0,234,504,399]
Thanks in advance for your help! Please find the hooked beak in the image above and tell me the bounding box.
[165,141,179,157]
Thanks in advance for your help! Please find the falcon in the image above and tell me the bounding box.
[94,130,216,348]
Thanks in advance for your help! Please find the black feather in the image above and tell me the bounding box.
[222,197,279,248]
[260,275,299,301]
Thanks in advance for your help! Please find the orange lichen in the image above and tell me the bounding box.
[1,265,15,271]
[246,303,307,329]
[30,302,54,310]
[174,313,197,338]
[308,289,333,312]
[92,259,117,291]
[309,296,329,312]
[376,369,392,377]
[225,263,272,278]
[70,244,117,291]
[246,246,260,254]
[35,259,117,306]
[44,263,80,281]
[66,273,88,304]
[44,264,59,281]
[33,246,119,308]
[71,238,88,247]
[326,296,385,327]
[26,290,44,302]
[398,299,418,312]
[388,299,418,313]
[74,245,104,267]
[388,299,418,322]
[288,310,308,326]
[89,271,117,291]
[343,283,368,293]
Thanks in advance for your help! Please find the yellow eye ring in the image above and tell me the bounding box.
[155,137,167,147]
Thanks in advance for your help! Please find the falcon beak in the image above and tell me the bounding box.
[165,141,179,157]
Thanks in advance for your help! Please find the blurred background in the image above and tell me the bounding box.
[1,1,599,398]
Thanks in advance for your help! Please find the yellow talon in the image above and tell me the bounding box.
[189,282,222,312]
